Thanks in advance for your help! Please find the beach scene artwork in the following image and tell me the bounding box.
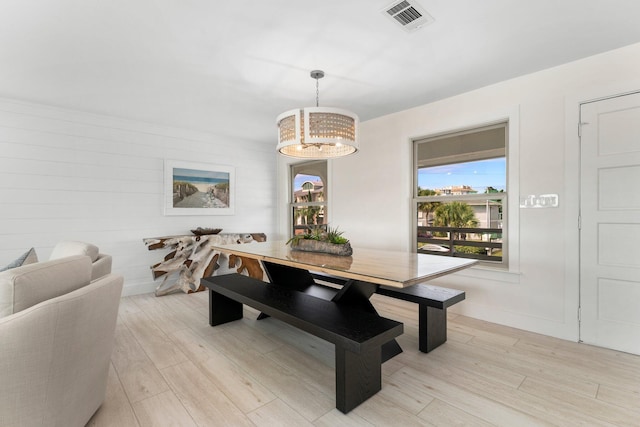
[164,160,235,215]
[173,167,229,208]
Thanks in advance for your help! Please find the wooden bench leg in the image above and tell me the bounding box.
[209,289,243,326]
[419,304,447,353]
[335,346,382,413]
[333,279,403,363]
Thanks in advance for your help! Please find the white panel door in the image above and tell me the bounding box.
[580,92,640,355]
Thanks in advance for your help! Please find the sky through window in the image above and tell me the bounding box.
[418,158,506,193]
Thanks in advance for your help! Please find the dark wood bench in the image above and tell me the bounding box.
[311,272,465,353]
[201,273,403,414]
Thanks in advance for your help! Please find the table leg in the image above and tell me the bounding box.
[258,261,336,319]
[262,261,404,362]
[262,262,336,299]
[332,279,403,362]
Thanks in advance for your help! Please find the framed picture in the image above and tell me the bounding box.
[164,160,235,215]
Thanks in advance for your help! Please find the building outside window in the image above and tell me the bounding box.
[290,160,327,236]
[414,122,508,266]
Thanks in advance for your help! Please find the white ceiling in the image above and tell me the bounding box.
[2,0,640,144]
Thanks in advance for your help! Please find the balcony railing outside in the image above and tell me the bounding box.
[293,224,328,235]
[417,226,503,262]
[292,205,326,235]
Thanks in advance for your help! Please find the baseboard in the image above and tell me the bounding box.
[450,301,579,342]
[122,280,157,297]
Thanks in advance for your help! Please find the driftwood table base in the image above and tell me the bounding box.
[143,233,266,296]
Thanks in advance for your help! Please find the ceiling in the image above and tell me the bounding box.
[2,0,640,144]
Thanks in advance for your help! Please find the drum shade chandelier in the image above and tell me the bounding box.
[276,70,359,159]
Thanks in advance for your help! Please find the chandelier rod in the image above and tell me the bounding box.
[310,70,324,108]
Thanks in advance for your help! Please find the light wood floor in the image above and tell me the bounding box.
[87,290,640,426]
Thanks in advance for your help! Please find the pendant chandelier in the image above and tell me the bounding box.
[276,70,359,159]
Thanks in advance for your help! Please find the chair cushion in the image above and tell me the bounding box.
[0,255,92,318]
[0,248,38,272]
[50,241,99,263]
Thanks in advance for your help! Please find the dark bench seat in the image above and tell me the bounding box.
[311,272,465,353]
[201,273,403,414]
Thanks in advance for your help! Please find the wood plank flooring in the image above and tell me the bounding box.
[87,291,640,426]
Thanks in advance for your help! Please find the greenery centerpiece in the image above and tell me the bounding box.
[287,225,353,256]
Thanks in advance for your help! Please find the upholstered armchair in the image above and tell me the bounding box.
[0,255,123,426]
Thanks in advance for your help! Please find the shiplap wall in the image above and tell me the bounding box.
[0,98,276,295]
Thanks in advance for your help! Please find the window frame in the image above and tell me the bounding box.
[412,122,509,268]
[289,160,328,237]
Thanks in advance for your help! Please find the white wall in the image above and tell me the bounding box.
[0,99,277,295]
[278,42,640,341]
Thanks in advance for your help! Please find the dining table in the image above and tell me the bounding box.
[208,240,477,361]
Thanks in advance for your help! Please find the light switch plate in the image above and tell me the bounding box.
[519,194,558,208]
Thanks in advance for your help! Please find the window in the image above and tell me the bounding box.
[414,123,508,266]
[290,160,327,236]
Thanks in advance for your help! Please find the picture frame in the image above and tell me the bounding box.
[164,160,235,215]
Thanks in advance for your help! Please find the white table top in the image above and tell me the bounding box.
[211,240,477,288]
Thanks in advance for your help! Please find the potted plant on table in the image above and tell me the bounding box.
[287,225,353,256]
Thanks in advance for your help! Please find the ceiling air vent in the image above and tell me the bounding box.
[382,0,434,33]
